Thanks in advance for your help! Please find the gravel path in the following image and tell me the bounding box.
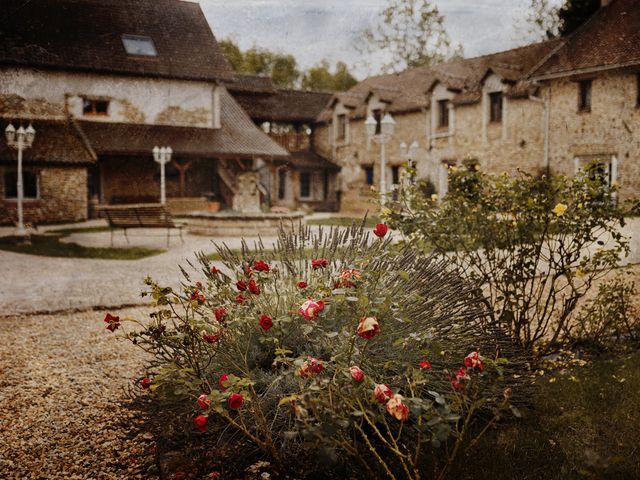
[0,307,158,479]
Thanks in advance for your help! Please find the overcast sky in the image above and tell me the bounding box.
[196,0,559,78]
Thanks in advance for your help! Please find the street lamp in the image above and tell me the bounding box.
[400,140,419,184]
[152,145,172,205]
[365,112,395,204]
[5,123,36,238]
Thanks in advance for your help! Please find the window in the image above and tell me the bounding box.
[437,100,449,128]
[4,169,38,199]
[364,166,374,186]
[278,169,286,200]
[578,80,592,112]
[336,114,347,142]
[121,35,157,56]
[323,170,329,200]
[82,98,110,116]
[300,171,311,198]
[373,109,382,135]
[489,92,503,123]
[391,166,400,185]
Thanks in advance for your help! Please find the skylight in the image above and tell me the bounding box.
[121,35,157,57]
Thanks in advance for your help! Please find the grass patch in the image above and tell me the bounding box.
[0,234,164,260]
[452,350,640,480]
[306,217,380,228]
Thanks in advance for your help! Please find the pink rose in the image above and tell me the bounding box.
[357,316,380,340]
[194,415,208,432]
[299,299,322,321]
[259,314,273,331]
[373,384,393,403]
[228,393,244,409]
[373,223,388,238]
[350,366,365,382]
[197,394,211,409]
[386,394,410,421]
[463,351,484,371]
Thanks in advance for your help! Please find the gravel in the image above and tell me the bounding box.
[0,307,159,479]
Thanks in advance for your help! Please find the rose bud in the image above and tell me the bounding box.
[253,260,270,272]
[194,415,208,432]
[210,265,220,274]
[197,394,211,409]
[248,279,261,295]
[259,314,273,331]
[236,280,247,292]
[218,373,229,391]
[243,265,253,276]
[214,306,227,323]
[357,316,380,340]
[419,360,431,370]
[373,223,388,238]
[373,384,393,403]
[299,356,323,378]
[386,394,410,421]
[463,351,484,371]
[311,258,328,270]
[350,366,365,382]
[235,294,246,304]
[139,377,152,390]
[228,393,244,409]
[296,281,308,289]
[195,281,203,290]
[104,313,121,332]
[202,333,220,344]
[299,299,322,321]
[191,291,205,303]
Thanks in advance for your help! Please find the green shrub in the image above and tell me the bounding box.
[387,165,630,352]
[110,224,524,479]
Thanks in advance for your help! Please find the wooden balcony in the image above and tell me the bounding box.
[269,132,310,152]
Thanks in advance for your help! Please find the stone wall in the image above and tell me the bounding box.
[0,166,87,224]
[547,72,640,201]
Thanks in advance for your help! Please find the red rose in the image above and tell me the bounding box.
[386,394,410,421]
[297,281,308,289]
[311,258,328,270]
[218,374,229,391]
[236,280,247,292]
[463,351,484,371]
[357,316,380,340]
[228,393,244,409]
[350,366,365,382]
[243,265,253,276]
[235,294,246,304]
[210,265,220,274]
[195,281,203,290]
[299,356,324,378]
[299,299,322,321]
[194,415,208,432]
[248,279,261,295]
[214,307,227,322]
[191,290,205,303]
[373,384,393,403]
[455,367,469,380]
[197,394,211,409]
[253,260,270,272]
[104,313,121,332]
[203,333,220,344]
[259,314,273,331]
[451,377,465,392]
[419,360,431,370]
[139,377,151,389]
[373,223,388,238]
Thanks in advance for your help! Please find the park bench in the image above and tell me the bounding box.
[99,204,185,247]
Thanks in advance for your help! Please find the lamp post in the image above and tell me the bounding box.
[400,140,419,184]
[152,146,172,205]
[365,113,395,204]
[5,123,36,238]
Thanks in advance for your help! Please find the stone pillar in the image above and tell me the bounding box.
[232,171,261,213]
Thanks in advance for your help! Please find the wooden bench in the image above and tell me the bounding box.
[99,204,185,247]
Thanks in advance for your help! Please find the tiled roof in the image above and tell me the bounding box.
[0,0,233,81]
[77,88,288,159]
[531,0,640,79]
[232,88,333,124]
[317,38,561,123]
[224,74,277,94]
[0,117,96,165]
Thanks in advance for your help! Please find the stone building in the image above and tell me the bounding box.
[315,0,639,215]
[0,0,288,225]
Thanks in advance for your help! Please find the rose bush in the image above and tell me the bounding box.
[111,223,524,479]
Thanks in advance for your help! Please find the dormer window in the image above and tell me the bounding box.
[437,100,449,128]
[373,109,382,134]
[122,35,157,57]
[82,98,109,116]
[489,92,503,123]
[336,114,347,142]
